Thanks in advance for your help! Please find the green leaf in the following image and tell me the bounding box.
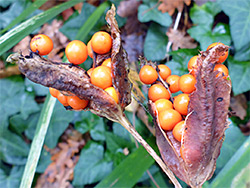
[190,2,221,29]
[188,23,231,51]
[73,142,113,186]
[138,2,172,27]
[1,0,47,34]
[60,2,109,42]
[234,43,250,61]
[210,136,250,188]
[144,23,168,61]
[0,129,29,165]
[75,114,105,141]
[218,0,250,59]
[0,0,85,56]
[215,120,246,173]
[20,95,56,188]
[25,78,49,96]
[95,137,156,188]
[0,166,24,188]
[36,149,51,173]
[228,57,250,95]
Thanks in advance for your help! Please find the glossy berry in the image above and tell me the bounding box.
[188,55,198,74]
[102,58,112,68]
[214,64,229,78]
[179,74,196,94]
[30,34,53,56]
[91,31,112,54]
[174,94,190,115]
[87,40,93,58]
[139,65,158,85]
[90,66,112,89]
[87,68,94,77]
[158,109,182,131]
[154,99,173,114]
[173,121,185,142]
[105,87,119,103]
[67,95,88,110]
[207,42,228,63]
[57,92,69,106]
[166,75,180,93]
[148,84,170,102]
[49,87,59,98]
[65,40,88,65]
[158,64,171,80]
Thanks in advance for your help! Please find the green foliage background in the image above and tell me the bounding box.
[0,0,249,187]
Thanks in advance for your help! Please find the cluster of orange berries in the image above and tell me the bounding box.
[30,31,119,109]
[139,42,229,142]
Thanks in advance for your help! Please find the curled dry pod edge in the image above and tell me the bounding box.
[149,44,231,188]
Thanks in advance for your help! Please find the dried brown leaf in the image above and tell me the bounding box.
[117,0,141,17]
[230,94,247,120]
[158,0,191,15]
[166,28,197,50]
[0,65,21,78]
[149,44,231,187]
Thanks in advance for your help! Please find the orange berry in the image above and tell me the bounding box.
[57,92,69,106]
[87,40,93,58]
[173,121,185,142]
[30,34,53,56]
[105,87,119,103]
[154,99,173,114]
[102,58,112,68]
[158,109,182,131]
[173,94,190,115]
[65,40,88,65]
[139,65,158,85]
[87,67,94,77]
[179,74,196,94]
[90,66,112,89]
[67,95,88,110]
[49,87,59,98]
[188,55,198,74]
[166,75,180,93]
[207,42,228,63]
[148,84,170,102]
[91,31,112,54]
[214,64,229,78]
[158,64,171,80]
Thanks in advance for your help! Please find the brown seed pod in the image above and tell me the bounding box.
[7,5,131,123]
[149,44,231,187]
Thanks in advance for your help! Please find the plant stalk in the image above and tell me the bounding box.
[118,115,182,188]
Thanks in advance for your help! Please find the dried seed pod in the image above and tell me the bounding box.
[7,5,131,123]
[149,44,231,187]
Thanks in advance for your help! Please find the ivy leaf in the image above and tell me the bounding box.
[0,129,29,165]
[138,2,172,27]
[218,0,250,61]
[228,57,250,95]
[25,78,48,96]
[0,166,24,188]
[73,142,113,186]
[188,23,231,51]
[144,23,168,61]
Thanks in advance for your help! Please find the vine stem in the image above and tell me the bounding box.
[118,115,182,188]
[165,11,182,60]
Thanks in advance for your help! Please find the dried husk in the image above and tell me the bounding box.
[149,44,231,188]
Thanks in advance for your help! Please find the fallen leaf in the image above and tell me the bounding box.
[158,0,191,15]
[166,28,197,51]
[117,0,141,17]
[0,65,21,78]
[240,120,250,136]
[13,36,31,55]
[230,94,247,120]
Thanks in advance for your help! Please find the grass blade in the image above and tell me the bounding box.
[95,137,157,188]
[0,0,85,56]
[0,0,48,34]
[19,95,56,188]
[75,1,110,41]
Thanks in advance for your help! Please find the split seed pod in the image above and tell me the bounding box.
[149,44,231,187]
[7,5,131,123]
